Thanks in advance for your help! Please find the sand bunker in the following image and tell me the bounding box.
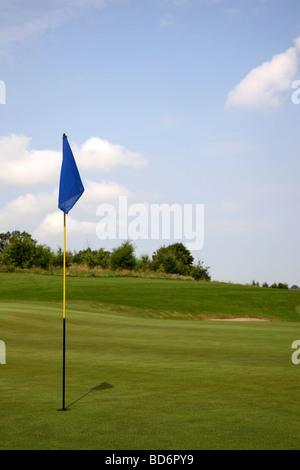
[209,318,269,322]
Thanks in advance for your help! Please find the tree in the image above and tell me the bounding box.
[152,250,185,275]
[136,254,152,271]
[3,231,37,268]
[2,231,56,269]
[73,248,111,269]
[34,244,54,269]
[151,243,210,280]
[52,247,73,267]
[277,282,288,289]
[94,248,111,269]
[152,243,193,275]
[271,282,288,289]
[0,232,11,252]
[190,261,211,281]
[152,243,193,271]
[110,240,136,270]
[165,243,194,267]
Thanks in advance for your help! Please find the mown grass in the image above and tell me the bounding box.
[1,272,300,321]
[1,273,300,449]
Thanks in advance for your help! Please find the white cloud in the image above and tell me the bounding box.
[0,178,159,247]
[74,137,148,171]
[0,132,150,247]
[0,189,57,233]
[77,180,132,215]
[226,36,300,110]
[34,211,97,241]
[0,134,60,188]
[0,134,147,189]
[81,180,160,215]
[0,181,130,225]
[84,180,131,203]
[0,0,107,53]
[2,190,56,216]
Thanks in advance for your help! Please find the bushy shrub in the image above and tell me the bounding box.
[152,251,186,275]
[190,261,211,281]
[2,231,37,268]
[110,241,136,270]
[277,282,288,289]
[34,244,54,269]
[52,247,74,267]
[270,282,288,289]
[136,254,152,271]
[151,243,210,280]
[152,243,192,275]
[73,248,111,269]
[152,243,194,273]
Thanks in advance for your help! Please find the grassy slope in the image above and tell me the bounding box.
[1,272,300,321]
[1,273,300,450]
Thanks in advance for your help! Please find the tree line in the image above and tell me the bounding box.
[0,231,211,281]
[252,280,289,289]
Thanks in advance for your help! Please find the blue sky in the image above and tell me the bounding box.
[1,0,300,286]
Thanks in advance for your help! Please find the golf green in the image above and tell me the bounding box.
[1,273,300,449]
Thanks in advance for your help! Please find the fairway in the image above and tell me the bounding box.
[1,273,300,449]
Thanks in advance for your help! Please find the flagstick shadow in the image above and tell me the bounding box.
[67,382,113,408]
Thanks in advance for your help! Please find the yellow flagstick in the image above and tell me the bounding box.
[58,212,69,411]
[63,212,66,410]
[63,212,66,321]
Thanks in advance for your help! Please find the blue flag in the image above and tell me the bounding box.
[58,134,84,214]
